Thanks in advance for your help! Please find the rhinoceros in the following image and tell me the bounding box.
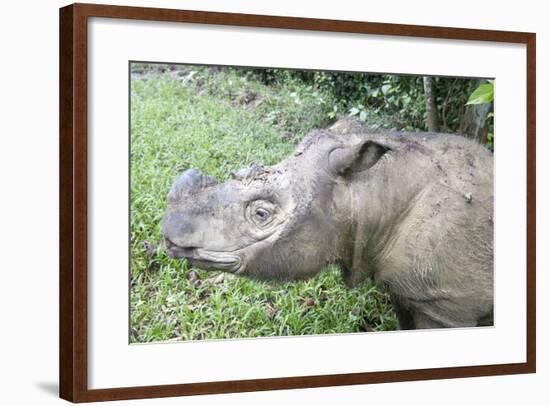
[162,119,494,330]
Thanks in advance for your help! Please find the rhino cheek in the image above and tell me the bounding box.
[240,243,296,281]
[239,225,334,282]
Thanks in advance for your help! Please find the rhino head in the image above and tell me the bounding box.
[162,130,390,282]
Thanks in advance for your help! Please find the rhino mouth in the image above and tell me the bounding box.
[165,239,241,272]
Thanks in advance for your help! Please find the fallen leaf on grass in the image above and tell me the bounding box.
[359,320,370,332]
[142,241,158,259]
[142,241,160,271]
[206,273,226,284]
[265,302,278,318]
[187,271,201,287]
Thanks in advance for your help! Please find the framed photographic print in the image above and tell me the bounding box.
[59,3,536,402]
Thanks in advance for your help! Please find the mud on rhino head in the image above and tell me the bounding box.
[162,130,390,282]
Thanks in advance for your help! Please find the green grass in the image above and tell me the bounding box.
[130,64,398,343]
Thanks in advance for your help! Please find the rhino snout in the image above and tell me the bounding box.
[162,210,198,256]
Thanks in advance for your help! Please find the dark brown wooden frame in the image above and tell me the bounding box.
[59,2,536,402]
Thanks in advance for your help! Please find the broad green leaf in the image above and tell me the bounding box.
[466,82,494,105]
[348,107,360,116]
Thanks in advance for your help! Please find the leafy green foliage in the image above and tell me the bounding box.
[466,81,494,105]
[130,65,397,342]
[346,75,426,131]
[243,69,480,133]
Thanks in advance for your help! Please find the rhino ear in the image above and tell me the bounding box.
[328,140,391,176]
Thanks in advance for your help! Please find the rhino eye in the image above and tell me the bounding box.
[254,208,270,222]
[247,200,276,228]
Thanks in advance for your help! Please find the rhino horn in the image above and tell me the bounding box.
[168,168,216,203]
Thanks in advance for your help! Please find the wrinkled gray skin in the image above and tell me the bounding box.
[163,119,493,330]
